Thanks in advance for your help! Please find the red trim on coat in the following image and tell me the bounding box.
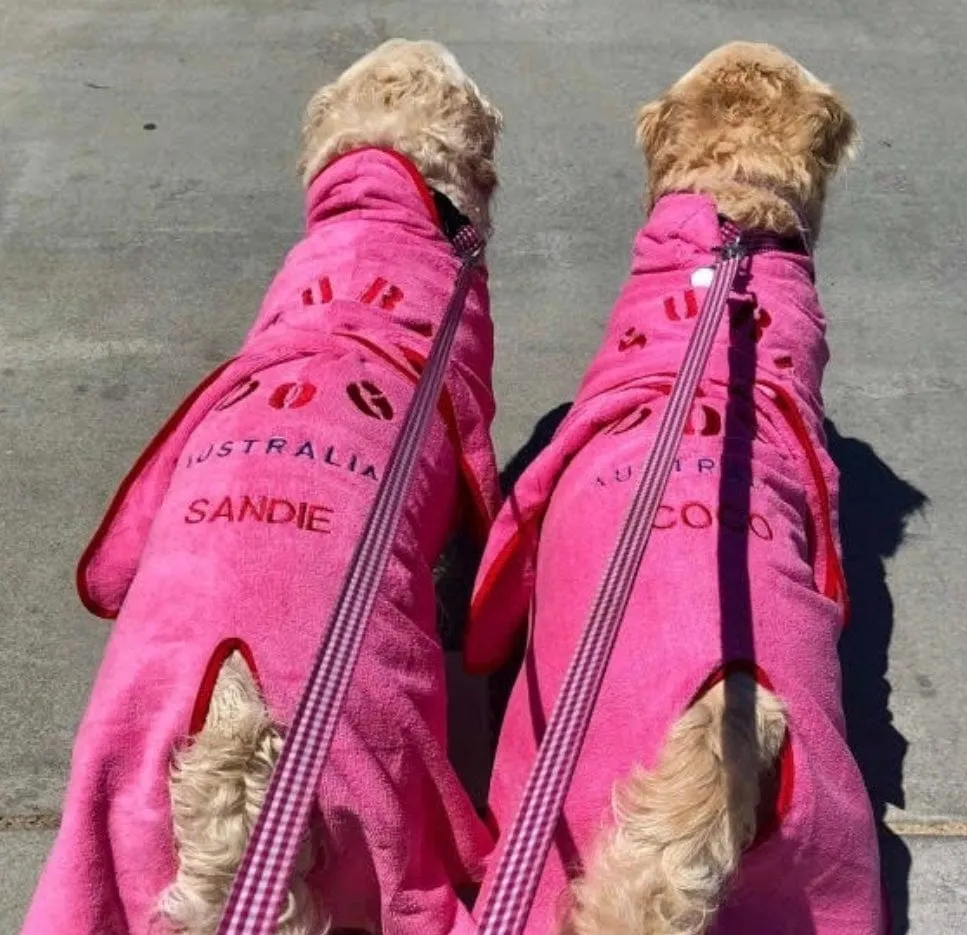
[188,637,263,735]
[334,330,495,545]
[306,147,443,232]
[398,344,494,544]
[76,359,239,619]
[757,380,850,624]
[465,512,540,675]
[693,661,795,844]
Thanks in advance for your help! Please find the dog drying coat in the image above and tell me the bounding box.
[24,149,500,935]
[468,195,885,935]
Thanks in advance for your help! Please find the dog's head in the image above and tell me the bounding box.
[635,41,859,239]
[300,39,503,235]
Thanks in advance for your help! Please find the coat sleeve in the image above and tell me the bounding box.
[463,485,543,674]
[463,385,679,673]
[463,409,587,674]
[76,358,248,618]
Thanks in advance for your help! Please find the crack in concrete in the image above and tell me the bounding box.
[0,813,61,832]
[3,813,967,838]
[885,818,967,837]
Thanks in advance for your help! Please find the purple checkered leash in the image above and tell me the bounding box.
[476,234,747,935]
[216,223,484,935]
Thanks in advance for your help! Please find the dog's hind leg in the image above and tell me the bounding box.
[158,651,324,935]
[564,673,787,935]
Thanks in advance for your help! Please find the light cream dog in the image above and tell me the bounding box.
[159,39,501,935]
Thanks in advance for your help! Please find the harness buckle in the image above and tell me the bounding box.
[716,237,747,261]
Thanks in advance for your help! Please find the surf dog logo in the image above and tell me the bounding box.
[213,374,398,424]
[618,327,648,352]
[663,289,700,321]
[299,274,405,312]
[347,380,394,420]
[731,298,772,343]
[603,394,722,439]
[214,378,261,412]
[268,382,317,410]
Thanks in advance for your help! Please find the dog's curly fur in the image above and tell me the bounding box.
[559,42,858,935]
[158,652,321,935]
[299,38,502,235]
[158,38,501,935]
[636,41,858,240]
[564,676,787,935]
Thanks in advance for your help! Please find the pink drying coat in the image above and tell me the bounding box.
[467,195,885,935]
[24,149,500,935]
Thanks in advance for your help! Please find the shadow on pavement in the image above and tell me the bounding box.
[498,403,574,497]
[826,418,928,935]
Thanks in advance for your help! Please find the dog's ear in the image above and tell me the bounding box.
[298,85,336,183]
[806,86,859,174]
[635,97,676,165]
[475,98,504,159]
[485,99,504,142]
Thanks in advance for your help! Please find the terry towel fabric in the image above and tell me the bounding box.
[467,194,884,935]
[24,149,499,935]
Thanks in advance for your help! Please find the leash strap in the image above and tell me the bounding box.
[477,236,746,935]
[216,224,484,935]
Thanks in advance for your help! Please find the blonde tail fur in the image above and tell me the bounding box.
[565,673,787,935]
[158,651,324,935]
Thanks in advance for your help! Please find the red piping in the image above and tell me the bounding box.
[76,358,239,619]
[334,330,494,544]
[694,660,795,843]
[189,638,263,735]
[757,380,850,624]
[306,147,442,231]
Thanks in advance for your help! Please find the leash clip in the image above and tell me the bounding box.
[451,223,485,262]
[716,236,747,262]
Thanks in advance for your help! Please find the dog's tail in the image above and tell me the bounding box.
[158,651,323,935]
[564,672,787,935]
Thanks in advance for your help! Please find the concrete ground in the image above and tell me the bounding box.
[2,0,965,931]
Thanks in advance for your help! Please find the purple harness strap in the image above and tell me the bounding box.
[476,235,747,935]
[216,223,484,935]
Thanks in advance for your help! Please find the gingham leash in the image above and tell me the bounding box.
[476,233,748,935]
[216,221,484,935]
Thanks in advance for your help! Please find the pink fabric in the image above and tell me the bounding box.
[24,149,499,935]
[468,195,883,934]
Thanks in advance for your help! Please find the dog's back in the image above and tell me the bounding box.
[26,149,498,935]
[470,194,881,934]
[470,41,882,935]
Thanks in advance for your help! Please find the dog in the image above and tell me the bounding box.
[465,43,885,935]
[23,39,502,935]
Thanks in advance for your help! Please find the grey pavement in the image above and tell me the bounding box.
[1,0,965,931]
